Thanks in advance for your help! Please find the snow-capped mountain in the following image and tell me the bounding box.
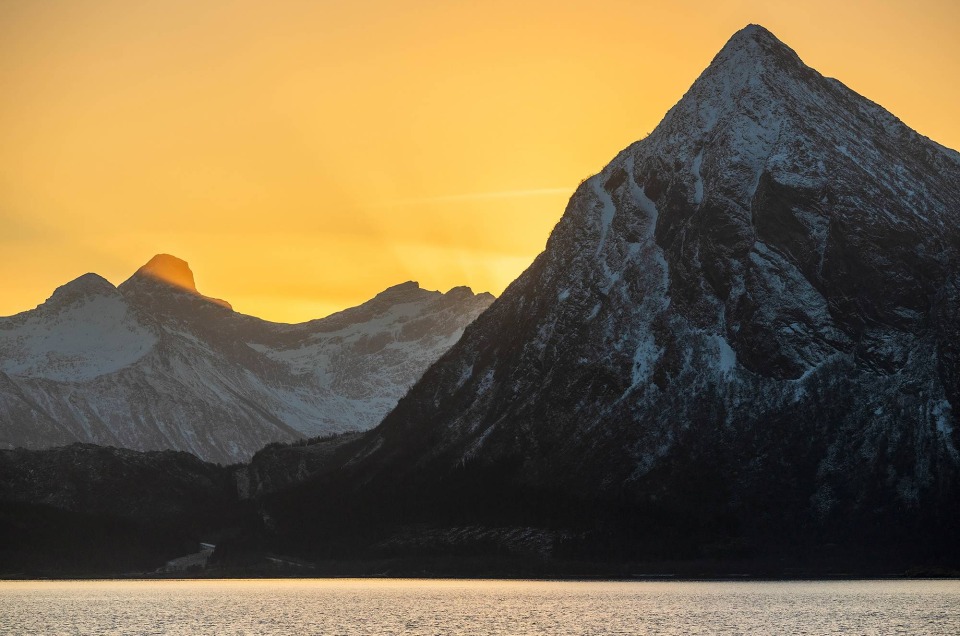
[0,254,493,463]
[268,25,960,567]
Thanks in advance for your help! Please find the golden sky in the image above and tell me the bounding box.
[2,0,958,322]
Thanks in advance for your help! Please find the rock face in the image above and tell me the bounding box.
[234,432,367,500]
[268,25,960,569]
[0,257,493,463]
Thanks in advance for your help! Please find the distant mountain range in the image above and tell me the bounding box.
[0,254,493,463]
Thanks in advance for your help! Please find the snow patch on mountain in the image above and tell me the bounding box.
[691,149,705,205]
[0,277,155,382]
[592,178,617,257]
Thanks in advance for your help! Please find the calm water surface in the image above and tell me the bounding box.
[1,579,957,635]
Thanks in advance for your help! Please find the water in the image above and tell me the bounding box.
[1,579,957,635]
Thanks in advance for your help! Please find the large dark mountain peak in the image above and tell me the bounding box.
[704,23,806,77]
[269,25,960,570]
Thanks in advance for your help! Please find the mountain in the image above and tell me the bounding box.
[262,25,960,572]
[0,255,493,463]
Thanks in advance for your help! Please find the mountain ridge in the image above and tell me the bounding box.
[0,255,494,463]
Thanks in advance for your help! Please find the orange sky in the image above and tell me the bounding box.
[2,0,958,322]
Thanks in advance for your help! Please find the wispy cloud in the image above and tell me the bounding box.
[383,187,573,207]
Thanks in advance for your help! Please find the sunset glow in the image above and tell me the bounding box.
[2,0,958,322]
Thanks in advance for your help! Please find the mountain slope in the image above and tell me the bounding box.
[0,255,493,463]
[266,25,960,569]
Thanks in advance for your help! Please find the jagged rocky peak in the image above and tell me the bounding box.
[439,286,494,310]
[445,285,483,298]
[641,23,960,224]
[120,253,232,309]
[368,281,493,308]
[313,280,494,335]
[556,23,960,381]
[701,23,805,82]
[663,24,817,119]
[373,281,429,303]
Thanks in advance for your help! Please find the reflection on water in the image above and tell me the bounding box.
[1,579,958,635]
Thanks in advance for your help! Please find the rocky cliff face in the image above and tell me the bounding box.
[234,432,366,500]
[0,255,493,463]
[267,25,960,568]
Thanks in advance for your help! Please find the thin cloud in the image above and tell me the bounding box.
[383,187,574,207]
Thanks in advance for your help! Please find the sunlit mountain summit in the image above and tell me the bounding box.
[128,253,233,309]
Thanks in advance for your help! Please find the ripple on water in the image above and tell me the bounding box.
[1,579,958,635]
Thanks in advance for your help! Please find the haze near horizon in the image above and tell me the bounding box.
[2,0,958,322]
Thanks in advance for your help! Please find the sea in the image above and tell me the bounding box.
[1,579,957,635]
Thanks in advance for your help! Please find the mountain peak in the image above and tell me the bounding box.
[133,254,198,292]
[636,24,846,205]
[655,23,807,136]
[59,272,116,294]
[724,24,782,48]
[46,273,118,308]
[384,281,421,293]
[372,281,430,303]
[121,254,232,310]
[711,24,801,69]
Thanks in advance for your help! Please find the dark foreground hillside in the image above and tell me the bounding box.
[1,430,957,578]
[0,444,248,576]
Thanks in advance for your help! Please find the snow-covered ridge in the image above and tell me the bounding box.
[0,256,494,462]
[0,275,156,382]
